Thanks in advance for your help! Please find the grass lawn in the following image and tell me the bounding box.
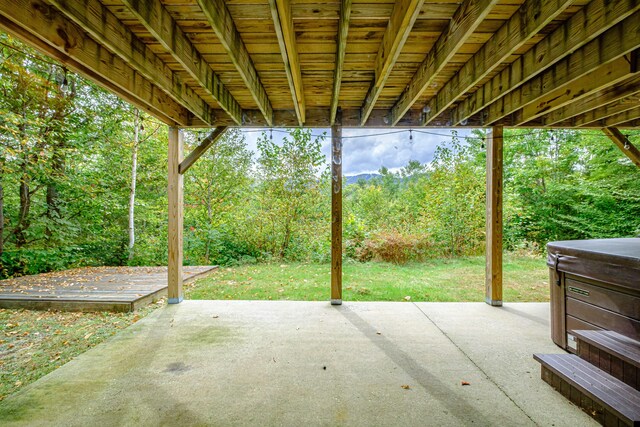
[186,255,550,302]
[1,255,548,402]
[0,303,160,401]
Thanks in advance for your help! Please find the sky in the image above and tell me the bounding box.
[239,128,472,176]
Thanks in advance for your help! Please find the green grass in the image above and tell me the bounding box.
[185,255,550,302]
[0,304,160,401]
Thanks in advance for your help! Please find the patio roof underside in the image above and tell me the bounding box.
[1,0,639,129]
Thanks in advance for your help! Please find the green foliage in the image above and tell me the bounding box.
[1,33,639,276]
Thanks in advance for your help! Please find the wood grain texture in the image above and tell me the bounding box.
[168,127,184,303]
[49,0,216,125]
[485,127,503,306]
[482,12,640,126]
[390,0,500,125]
[331,113,343,304]
[120,0,243,124]
[330,0,352,126]
[179,127,228,174]
[360,0,424,125]
[270,0,305,125]
[0,0,190,126]
[422,0,573,125]
[452,0,640,125]
[603,127,640,168]
[196,0,274,125]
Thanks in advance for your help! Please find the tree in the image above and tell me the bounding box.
[253,128,327,259]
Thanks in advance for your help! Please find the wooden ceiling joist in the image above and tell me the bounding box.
[482,13,640,126]
[196,0,274,126]
[591,106,640,128]
[329,0,352,126]
[540,75,640,127]
[120,0,242,125]
[48,0,215,126]
[269,0,305,126]
[602,127,640,168]
[389,0,500,126]
[0,0,192,126]
[422,0,573,126]
[513,55,640,126]
[451,0,640,126]
[359,0,424,126]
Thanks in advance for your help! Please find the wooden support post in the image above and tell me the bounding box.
[168,127,184,304]
[485,127,503,306]
[331,113,343,305]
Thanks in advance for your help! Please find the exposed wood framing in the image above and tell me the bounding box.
[540,75,640,127]
[602,128,640,168]
[592,106,640,127]
[0,0,191,126]
[483,13,640,126]
[168,127,184,304]
[179,127,228,175]
[120,0,243,125]
[452,0,640,126]
[511,55,640,126]
[390,0,499,125]
[269,0,305,125]
[330,0,352,126]
[360,0,424,126]
[485,127,503,307]
[422,0,572,126]
[49,0,216,126]
[196,0,274,125]
[331,112,343,305]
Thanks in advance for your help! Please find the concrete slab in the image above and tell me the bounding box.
[0,301,596,426]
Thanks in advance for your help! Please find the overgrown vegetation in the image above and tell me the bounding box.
[1,33,639,278]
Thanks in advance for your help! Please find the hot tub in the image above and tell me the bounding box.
[547,238,640,351]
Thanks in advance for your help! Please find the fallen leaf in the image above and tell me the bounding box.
[401,385,410,390]
[403,296,411,301]
[211,314,219,318]
[376,331,382,335]
[84,332,93,340]
[14,381,22,387]
[461,381,471,386]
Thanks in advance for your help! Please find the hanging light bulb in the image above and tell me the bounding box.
[270,128,273,140]
[60,76,68,94]
[409,129,413,144]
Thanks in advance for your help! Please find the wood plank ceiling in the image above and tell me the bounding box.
[0,0,639,128]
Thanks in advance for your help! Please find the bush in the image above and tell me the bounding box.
[354,231,433,264]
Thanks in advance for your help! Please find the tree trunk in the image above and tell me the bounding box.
[0,160,4,257]
[15,170,31,248]
[128,108,140,262]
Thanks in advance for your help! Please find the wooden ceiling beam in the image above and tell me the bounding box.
[121,0,242,125]
[48,0,216,126]
[591,106,640,128]
[602,127,640,168]
[360,0,424,126]
[422,0,572,126]
[390,0,500,126]
[0,0,191,126]
[512,55,640,126]
[452,0,640,126]
[269,0,305,125]
[330,0,352,126]
[540,75,640,127]
[196,0,274,126]
[478,12,640,126]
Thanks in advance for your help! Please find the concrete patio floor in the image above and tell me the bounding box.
[0,301,596,426]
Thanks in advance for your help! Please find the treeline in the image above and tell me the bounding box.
[1,34,639,278]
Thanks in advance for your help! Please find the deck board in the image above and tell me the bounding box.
[0,266,217,312]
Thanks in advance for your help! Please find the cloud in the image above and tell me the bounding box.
[240,128,471,175]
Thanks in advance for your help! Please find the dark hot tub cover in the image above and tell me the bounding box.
[547,238,640,291]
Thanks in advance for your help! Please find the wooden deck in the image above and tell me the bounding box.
[0,266,217,312]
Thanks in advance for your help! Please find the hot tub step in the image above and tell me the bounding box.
[573,330,640,390]
[534,353,640,426]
